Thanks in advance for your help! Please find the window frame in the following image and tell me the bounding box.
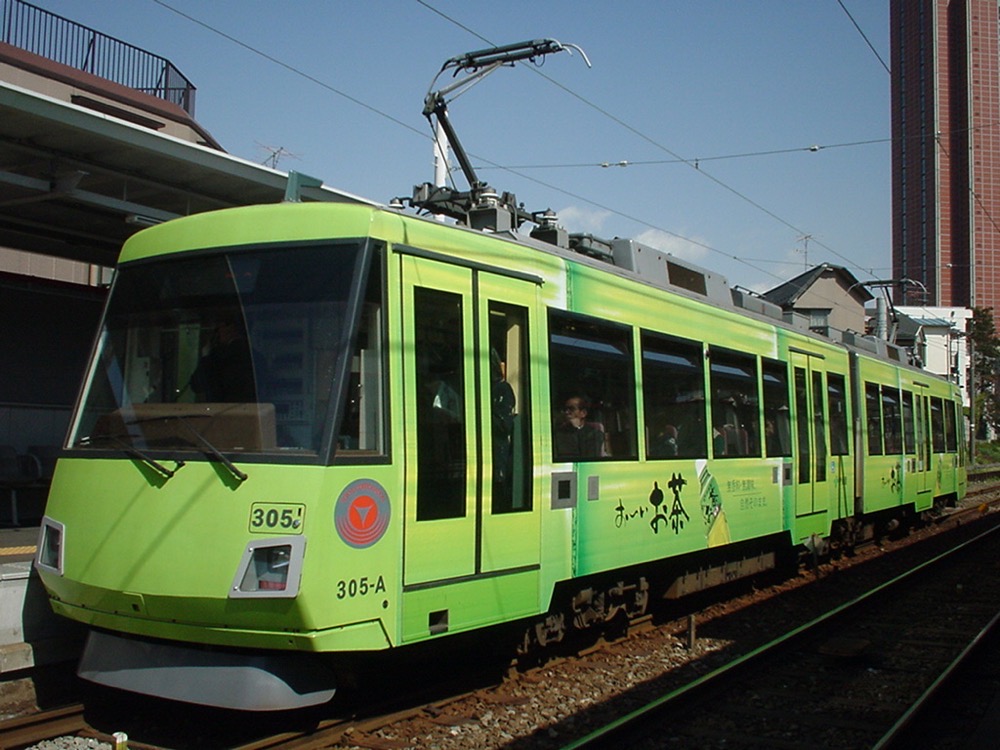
[640,330,708,460]
[865,381,884,456]
[548,310,638,462]
[762,358,792,458]
[708,346,761,458]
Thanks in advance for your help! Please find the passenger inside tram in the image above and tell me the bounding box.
[554,393,608,459]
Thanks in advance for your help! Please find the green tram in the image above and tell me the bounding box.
[35,198,966,709]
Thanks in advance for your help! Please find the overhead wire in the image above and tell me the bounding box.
[476,138,889,171]
[836,0,905,331]
[420,0,978,328]
[473,121,1000,173]
[148,0,786,283]
[837,0,890,75]
[415,0,886,281]
[149,0,427,141]
[150,0,889,298]
[834,0,985,329]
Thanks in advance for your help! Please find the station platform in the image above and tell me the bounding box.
[0,526,84,676]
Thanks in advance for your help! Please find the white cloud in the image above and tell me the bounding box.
[553,205,612,235]
[634,228,711,264]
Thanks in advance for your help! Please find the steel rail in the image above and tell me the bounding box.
[0,703,87,749]
[871,606,1000,749]
[561,517,1000,749]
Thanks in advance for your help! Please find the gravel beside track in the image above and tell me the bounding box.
[26,739,111,750]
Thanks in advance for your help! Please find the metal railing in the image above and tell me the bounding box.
[1,0,196,114]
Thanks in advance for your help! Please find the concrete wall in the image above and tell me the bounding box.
[795,273,867,333]
[0,41,220,148]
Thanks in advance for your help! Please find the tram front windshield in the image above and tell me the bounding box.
[69,241,378,461]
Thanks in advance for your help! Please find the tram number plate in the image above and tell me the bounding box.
[249,503,305,534]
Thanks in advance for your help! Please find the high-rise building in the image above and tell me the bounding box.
[891,0,1000,310]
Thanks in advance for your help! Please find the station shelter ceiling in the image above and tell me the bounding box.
[0,81,371,268]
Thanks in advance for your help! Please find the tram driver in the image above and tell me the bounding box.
[189,316,257,403]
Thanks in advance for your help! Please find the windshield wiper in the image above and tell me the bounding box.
[84,409,249,483]
[171,416,248,483]
[79,434,184,479]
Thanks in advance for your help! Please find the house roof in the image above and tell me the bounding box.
[762,263,874,308]
[895,310,953,340]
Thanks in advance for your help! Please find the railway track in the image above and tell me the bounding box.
[563,513,1000,749]
[0,704,87,749]
[871,595,1000,749]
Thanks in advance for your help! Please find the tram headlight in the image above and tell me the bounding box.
[230,536,305,599]
[36,516,65,575]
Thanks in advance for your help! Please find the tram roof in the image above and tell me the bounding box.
[0,81,375,268]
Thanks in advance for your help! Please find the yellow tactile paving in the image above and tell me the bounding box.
[1,545,36,556]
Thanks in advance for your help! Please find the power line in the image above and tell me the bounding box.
[474,119,1000,173]
[415,0,878,279]
[150,0,427,141]
[934,135,1000,246]
[148,0,759,277]
[836,0,890,74]
[150,0,883,295]
[464,151,886,301]
[476,138,889,171]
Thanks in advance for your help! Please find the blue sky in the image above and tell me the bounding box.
[36,1,892,293]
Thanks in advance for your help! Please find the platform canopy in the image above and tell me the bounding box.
[0,81,373,267]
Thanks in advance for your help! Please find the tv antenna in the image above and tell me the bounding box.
[257,143,299,170]
[795,234,812,269]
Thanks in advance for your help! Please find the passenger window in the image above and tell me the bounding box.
[336,254,385,457]
[901,390,916,455]
[945,399,958,452]
[866,382,883,455]
[489,303,531,514]
[709,348,759,458]
[828,373,850,456]
[414,288,466,521]
[549,311,637,461]
[641,332,707,459]
[812,371,827,482]
[881,387,903,454]
[762,359,791,458]
[920,395,931,459]
[795,368,810,482]
[954,401,965,463]
[930,397,945,452]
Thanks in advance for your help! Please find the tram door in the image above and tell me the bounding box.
[401,255,539,586]
[476,274,539,573]
[913,386,933,496]
[792,353,829,517]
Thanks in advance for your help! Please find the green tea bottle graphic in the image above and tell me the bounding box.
[697,459,730,547]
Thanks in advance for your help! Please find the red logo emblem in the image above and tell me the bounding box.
[335,479,390,548]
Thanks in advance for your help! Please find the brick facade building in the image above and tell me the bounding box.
[891,0,1000,310]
